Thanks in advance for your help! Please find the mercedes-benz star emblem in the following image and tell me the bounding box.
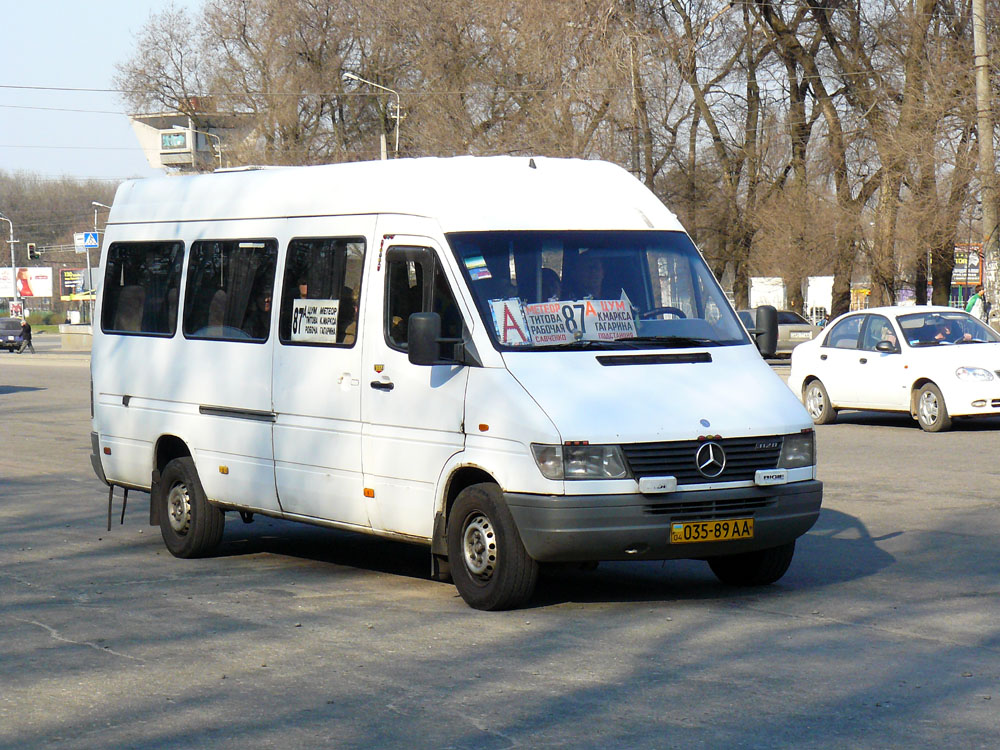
[695,442,726,478]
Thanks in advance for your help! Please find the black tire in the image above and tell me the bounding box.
[915,382,952,432]
[157,457,225,558]
[708,541,796,586]
[447,483,539,611]
[803,379,836,425]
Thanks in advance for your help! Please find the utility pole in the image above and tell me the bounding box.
[0,213,17,313]
[973,0,999,324]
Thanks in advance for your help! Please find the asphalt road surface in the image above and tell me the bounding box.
[1,353,997,749]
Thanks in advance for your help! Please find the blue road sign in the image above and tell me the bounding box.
[84,232,99,248]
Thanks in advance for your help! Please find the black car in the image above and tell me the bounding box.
[1,318,24,352]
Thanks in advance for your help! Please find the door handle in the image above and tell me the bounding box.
[820,354,827,360]
[370,380,395,391]
[859,358,868,364]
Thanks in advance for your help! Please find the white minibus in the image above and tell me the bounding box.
[90,156,822,610]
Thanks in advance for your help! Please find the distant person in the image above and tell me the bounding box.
[244,288,272,339]
[966,285,986,321]
[18,319,34,354]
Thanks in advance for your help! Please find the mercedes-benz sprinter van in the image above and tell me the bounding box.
[90,156,822,610]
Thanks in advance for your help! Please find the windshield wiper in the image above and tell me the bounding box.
[540,339,624,350]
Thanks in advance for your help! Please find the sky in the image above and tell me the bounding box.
[0,1,196,183]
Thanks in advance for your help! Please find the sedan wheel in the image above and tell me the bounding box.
[804,379,836,425]
[916,383,952,432]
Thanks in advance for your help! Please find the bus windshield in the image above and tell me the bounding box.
[446,230,749,351]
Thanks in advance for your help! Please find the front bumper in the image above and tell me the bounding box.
[505,480,822,562]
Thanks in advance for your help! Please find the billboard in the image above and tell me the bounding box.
[60,268,95,301]
[0,267,54,298]
[952,244,982,285]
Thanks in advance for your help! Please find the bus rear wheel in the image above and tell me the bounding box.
[157,457,225,558]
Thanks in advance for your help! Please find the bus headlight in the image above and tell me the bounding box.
[778,432,815,469]
[531,444,630,480]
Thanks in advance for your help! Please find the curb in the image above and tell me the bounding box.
[1,352,90,367]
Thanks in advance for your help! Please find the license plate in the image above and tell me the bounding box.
[670,518,754,544]
[790,331,813,339]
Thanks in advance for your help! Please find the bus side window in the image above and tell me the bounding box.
[101,241,184,336]
[183,239,278,342]
[278,237,365,347]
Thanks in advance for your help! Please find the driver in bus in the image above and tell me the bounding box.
[564,251,605,300]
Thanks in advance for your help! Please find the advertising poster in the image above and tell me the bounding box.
[952,244,982,286]
[0,267,54,298]
[60,268,90,300]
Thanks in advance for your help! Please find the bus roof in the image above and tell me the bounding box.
[107,155,684,233]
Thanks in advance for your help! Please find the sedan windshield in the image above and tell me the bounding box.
[446,230,749,351]
[898,310,1000,347]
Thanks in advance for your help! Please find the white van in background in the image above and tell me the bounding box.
[89,156,822,610]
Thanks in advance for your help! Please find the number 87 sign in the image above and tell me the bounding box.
[489,296,636,347]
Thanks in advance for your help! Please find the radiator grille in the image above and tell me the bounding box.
[622,435,783,485]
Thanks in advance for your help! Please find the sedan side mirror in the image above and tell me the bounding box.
[875,340,899,354]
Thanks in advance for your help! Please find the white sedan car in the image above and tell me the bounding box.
[788,305,1000,432]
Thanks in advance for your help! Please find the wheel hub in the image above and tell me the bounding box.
[166,483,192,535]
[462,512,497,580]
[806,386,825,418]
[919,391,939,424]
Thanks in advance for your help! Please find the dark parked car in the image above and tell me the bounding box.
[1,318,24,352]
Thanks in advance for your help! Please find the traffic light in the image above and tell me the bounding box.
[27,242,39,260]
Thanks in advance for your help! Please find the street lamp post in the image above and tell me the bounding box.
[172,124,223,169]
[343,72,401,158]
[91,202,111,324]
[0,213,17,312]
[973,0,999,325]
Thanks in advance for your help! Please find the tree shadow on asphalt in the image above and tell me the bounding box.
[0,385,46,395]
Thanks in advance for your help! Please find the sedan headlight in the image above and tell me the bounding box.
[531,444,630,480]
[778,432,815,469]
[955,366,994,382]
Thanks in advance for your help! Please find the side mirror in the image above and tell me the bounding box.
[408,312,441,366]
[754,305,778,358]
[875,340,898,353]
